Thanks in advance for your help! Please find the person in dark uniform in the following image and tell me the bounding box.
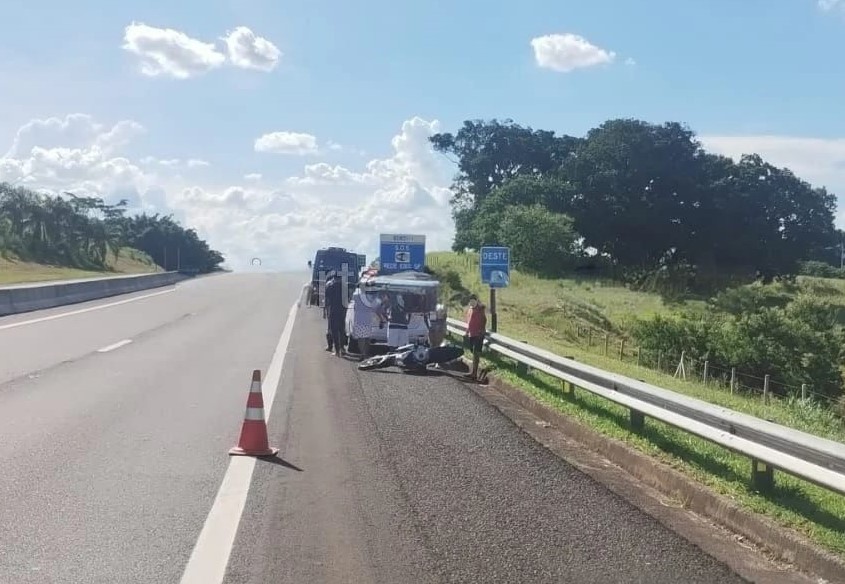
[324,272,346,356]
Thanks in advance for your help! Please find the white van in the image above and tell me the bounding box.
[345,270,445,356]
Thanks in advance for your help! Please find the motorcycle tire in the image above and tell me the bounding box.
[358,355,395,371]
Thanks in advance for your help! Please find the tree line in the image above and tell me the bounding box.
[431,119,845,402]
[431,118,840,288]
[0,182,224,273]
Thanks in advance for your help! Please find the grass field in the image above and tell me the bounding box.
[429,250,845,559]
[0,248,161,285]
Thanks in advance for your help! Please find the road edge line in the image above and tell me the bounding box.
[178,299,300,584]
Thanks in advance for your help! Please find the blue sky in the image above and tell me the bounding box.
[2,0,845,269]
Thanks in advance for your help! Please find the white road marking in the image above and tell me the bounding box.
[97,339,133,353]
[0,288,176,332]
[178,300,299,584]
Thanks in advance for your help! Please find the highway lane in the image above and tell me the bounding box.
[223,308,779,584]
[0,273,303,584]
[0,275,816,584]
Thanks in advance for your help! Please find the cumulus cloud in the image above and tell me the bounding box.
[122,23,281,78]
[174,117,456,269]
[531,33,616,73]
[254,131,319,155]
[701,135,845,224]
[122,22,226,79]
[1,114,456,270]
[222,26,282,72]
[0,114,152,209]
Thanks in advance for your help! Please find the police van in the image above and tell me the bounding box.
[307,247,365,308]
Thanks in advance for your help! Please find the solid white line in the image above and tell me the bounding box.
[178,300,299,584]
[97,339,133,353]
[0,288,176,332]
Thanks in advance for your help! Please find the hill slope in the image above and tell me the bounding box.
[0,247,161,285]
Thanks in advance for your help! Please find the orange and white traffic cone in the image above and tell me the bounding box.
[229,369,279,457]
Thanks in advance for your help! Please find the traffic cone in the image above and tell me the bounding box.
[229,369,279,457]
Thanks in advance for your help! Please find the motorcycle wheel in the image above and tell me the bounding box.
[358,355,394,371]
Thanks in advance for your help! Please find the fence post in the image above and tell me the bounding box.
[619,339,625,360]
[763,374,770,405]
[588,329,592,347]
[657,351,662,372]
[703,360,709,385]
[604,334,609,356]
[636,348,641,368]
[751,459,774,492]
[801,383,807,401]
[730,367,736,395]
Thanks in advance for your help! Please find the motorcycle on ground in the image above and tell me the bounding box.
[357,342,464,373]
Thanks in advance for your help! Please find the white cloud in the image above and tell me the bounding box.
[222,26,282,72]
[254,131,319,155]
[531,33,616,73]
[176,117,456,269]
[140,157,210,170]
[701,135,845,225]
[819,0,844,12]
[1,114,455,270]
[244,173,262,182]
[0,114,152,209]
[122,22,226,79]
[327,140,343,151]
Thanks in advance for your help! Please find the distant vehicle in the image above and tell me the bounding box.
[308,246,361,307]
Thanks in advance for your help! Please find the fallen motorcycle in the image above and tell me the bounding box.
[357,342,464,373]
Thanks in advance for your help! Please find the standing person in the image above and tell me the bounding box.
[323,271,338,352]
[464,294,487,380]
[324,272,346,356]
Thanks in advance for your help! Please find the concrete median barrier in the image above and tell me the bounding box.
[0,272,191,317]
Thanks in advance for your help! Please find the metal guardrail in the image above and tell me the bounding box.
[446,318,845,496]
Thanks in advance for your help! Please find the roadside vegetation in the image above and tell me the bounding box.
[0,247,160,285]
[427,116,845,559]
[0,182,225,282]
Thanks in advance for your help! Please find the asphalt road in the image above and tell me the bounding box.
[0,274,806,584]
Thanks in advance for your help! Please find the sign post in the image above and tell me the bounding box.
[379,234,426,275]
[480,246,510,333]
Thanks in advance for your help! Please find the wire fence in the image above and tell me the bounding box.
[558,319,839,408]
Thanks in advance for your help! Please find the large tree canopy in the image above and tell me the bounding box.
[0,183,225,273]
[431,118,838,281]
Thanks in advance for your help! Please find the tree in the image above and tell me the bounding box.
[497,205,581,276]
[0,183,225,273]
[430,119,581,251]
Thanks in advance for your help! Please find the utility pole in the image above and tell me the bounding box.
[164,247,168,271]
[177,247,181,271]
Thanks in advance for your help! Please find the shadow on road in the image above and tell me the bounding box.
[256,455,304,472]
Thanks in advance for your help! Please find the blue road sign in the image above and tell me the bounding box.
[480,246,510,288]
[379,234,426,274]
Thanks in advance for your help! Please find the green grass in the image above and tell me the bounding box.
[431,251,845,558]
[0,247,161,285]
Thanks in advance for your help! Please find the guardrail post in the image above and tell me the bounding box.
[560,379,575,398]
[636,348,641,367]
[763,374,770,404]
[801,383,807,401]
[702,360,709,385]
[619,339,625,360]
[630,409,645,431]
[751,459,774,492]
[604,334,609,356]
[588,329,593,347]
[657,351,662,372]
[730,367,736,394]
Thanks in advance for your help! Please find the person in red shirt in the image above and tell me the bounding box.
[464,294,487,380]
